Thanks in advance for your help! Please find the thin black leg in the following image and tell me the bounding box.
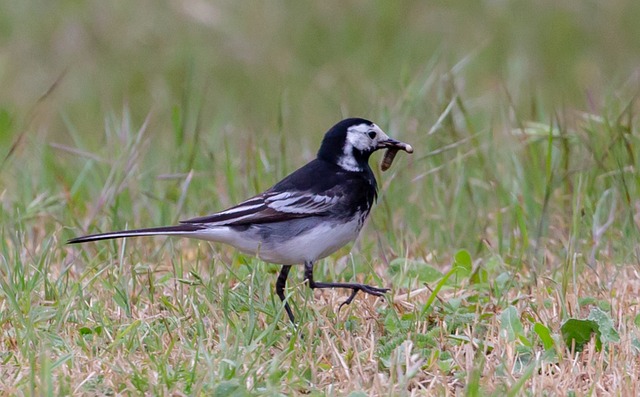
[276,265,295,323]
[303,261,390,312]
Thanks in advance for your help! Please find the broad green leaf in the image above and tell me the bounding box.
[213,380,242,397]
[578,297,597,306]
[500,305,524,342]
[588,307,620,344]
[533,322,554,350]
[78,327,93,335]
[451,249,472,284]
[494,272,511,292]
[454,249,472,273]
[388,258,443,283]
[561,318,600,352]
[416,265,444,283]
[470,267,488,285]
[388,258,405,276]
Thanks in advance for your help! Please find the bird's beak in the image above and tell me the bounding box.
[377,137,414,153]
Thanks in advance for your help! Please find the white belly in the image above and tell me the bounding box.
[190,215,364,265]
[257,217,362,264]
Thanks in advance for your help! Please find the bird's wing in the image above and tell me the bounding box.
[179,189,341,226]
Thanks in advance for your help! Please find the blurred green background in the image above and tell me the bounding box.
[2,0,640,138]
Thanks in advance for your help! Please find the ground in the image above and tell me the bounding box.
[1,1,640,395]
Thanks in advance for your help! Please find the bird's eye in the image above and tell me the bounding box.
[368,131,377,139]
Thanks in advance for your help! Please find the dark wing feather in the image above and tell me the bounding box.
[180,159,365,226]
[180,190,342,226]
[180,195,272,225]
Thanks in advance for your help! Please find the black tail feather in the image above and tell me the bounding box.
[67,224,204,244]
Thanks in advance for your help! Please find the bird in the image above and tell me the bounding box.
[68,118,413,323]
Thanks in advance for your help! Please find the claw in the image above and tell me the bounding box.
[338,289,360,312]
[337,285,390,313]
[360,285,390,296]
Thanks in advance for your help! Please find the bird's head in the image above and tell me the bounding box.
[317,118,413,172]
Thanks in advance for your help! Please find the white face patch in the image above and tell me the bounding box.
[336,123,390,172]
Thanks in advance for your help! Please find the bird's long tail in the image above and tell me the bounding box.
[67,224,205,244]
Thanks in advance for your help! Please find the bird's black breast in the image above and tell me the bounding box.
[271,159,377,217]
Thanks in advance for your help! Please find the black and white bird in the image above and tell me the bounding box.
[68,118,413,323]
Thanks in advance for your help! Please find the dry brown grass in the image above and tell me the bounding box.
[3,231,640,395]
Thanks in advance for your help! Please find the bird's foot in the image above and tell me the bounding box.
[337,284,390,312]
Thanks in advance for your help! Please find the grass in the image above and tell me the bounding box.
[2,1,640,395]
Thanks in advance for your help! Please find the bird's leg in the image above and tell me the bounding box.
[303,261,390,312]
[276,265,296,323]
